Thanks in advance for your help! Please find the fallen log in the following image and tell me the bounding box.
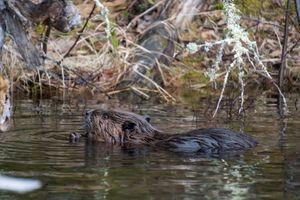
[117,21,178,88]
[116,0,206,89]
[2,9,43,69]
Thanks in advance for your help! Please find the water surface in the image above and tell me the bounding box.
[0,93,299,199]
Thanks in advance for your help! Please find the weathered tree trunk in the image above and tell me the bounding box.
[0,0,80,131]
[116,0,206,89]
[3,10,44,69]
[117,21,178,88]
[0,0,80,69]
[0,0,6,70]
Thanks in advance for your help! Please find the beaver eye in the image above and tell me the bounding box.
[102,113,109,119]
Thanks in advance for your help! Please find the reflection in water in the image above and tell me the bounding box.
[0,175,41,193]
[0,94,299,199]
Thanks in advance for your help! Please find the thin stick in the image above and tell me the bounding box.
[134,70,176,102]
[130,86,150,99]
[213,60,236,118]
[42,22,51,54]
[61,3,96,61]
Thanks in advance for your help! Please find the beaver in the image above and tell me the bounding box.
[73,108,258,154]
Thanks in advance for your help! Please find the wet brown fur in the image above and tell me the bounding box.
[85,109,157,144]
[85,108,258,153]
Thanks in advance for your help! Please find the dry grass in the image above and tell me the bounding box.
[1,0,300,101]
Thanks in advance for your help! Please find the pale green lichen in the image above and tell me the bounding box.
[93,0,113,39]
[187,0,286,116]
[186,42,198,54]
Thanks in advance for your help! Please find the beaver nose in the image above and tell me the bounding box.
[84,109,95,117]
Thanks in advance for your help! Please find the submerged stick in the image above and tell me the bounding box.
[277,0,291,117]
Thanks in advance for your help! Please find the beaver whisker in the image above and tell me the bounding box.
[83,108,258,154]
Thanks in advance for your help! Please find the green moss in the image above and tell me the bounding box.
[235,0,264,15]
[214,2,224,10]
[122,10,129,17]
[181,54,205,67]
[180,70,210,84]
[179,89,211,104]
[234,0,282,18]
[35,23,46,34]
[110,29,119,49]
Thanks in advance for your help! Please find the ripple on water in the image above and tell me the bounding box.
[0,96,299,199]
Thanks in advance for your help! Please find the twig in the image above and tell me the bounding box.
[42,22,52,54]
[130,86,150,100]
[61,3,96,61]
[134,70,176,102]
[213,60,235,117]
[155,60,166,86]
[107,88,130,95]
[275,0,291,116]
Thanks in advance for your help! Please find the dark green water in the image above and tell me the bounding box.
[0,93,299,200]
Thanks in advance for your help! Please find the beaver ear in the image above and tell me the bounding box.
[144,115,150,123]
[122,121,136,133]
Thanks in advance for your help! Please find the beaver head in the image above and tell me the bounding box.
[84,109,157,144]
